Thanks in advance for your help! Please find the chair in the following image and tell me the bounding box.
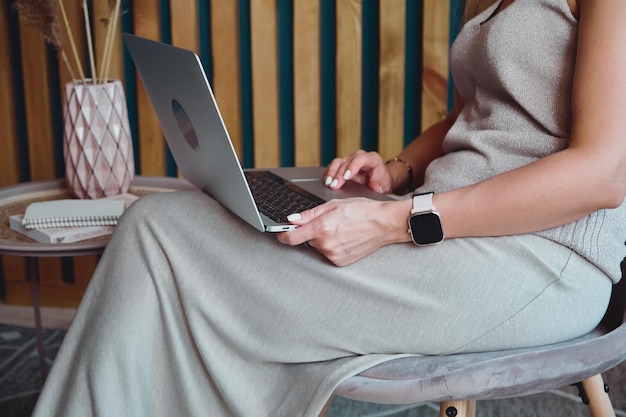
[330,258,626,417]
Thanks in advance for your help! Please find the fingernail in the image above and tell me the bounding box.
[330,179,339,188]
[343,170,351,180]
[287,213,302,222]
[325,176,332,186]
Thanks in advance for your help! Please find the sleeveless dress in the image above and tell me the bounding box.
[32,1,620,416]
[421,0,626,281]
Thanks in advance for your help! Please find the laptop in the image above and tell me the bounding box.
[123,33,391,232]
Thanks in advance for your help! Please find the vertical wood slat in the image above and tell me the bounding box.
[250,0,280,168]
[293,1,321,167]
[336,0,362,159]
[319,0,337,165]
[0,4,22,188]
[211,0,244,159]
[422,0,450,129]
[360,0,379,152]
[133,0,167,176]
[170,0,199,52]
[0,2,28,290]
[378,1,406,161]
[448,0,464,110]
[19,23,56,182]
[277,0,295,167]
[169,0,199,176]
[18,20,64,288]
[403,0,424,147]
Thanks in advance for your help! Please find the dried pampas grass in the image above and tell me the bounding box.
[13,0,122,84]
[13,0,62,47]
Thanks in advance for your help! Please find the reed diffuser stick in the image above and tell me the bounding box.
[60,50,78,83]
[82,0,96,83]
[100,0,121,83]
[99,20,112,82]
[57,0,85,82]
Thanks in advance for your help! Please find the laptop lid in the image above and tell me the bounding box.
[124,33,271,231]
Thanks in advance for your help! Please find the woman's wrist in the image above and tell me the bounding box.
[386,157,415,195]
[382,199,414,244]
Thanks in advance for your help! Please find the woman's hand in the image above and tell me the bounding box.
[276,198,412,266]
[324,150,394,194]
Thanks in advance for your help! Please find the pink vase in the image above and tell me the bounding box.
[63,79,135,199]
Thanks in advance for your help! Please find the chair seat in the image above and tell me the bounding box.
[335,323,626,405]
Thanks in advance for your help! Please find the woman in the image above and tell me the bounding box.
[33,0,626,416]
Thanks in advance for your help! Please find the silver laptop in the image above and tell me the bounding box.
[123,33,390,232]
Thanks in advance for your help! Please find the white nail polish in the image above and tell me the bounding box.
[287,213,302,222]
[343,170,351,180]
[325,176,332,186]
[330,179,339,188]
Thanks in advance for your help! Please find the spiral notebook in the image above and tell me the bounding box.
[21,199,126,229]
[10,214,116,243]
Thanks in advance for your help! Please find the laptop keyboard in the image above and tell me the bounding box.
[244,171,324,223]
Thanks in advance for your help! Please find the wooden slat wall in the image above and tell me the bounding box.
[0,0,454,307]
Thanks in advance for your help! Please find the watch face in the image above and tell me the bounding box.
[409,212,444,245]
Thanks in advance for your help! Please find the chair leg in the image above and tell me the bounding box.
[582,374,615,417]
[439,400,476,417]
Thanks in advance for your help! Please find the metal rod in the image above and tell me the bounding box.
[27,257,47,382]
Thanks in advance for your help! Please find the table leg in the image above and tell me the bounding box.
[27,257,48,382]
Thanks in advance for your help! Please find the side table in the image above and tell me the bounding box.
[0,176,196,381]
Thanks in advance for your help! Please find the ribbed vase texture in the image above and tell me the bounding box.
[63,79,134,199]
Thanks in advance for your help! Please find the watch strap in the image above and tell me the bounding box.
[411,192,435,214]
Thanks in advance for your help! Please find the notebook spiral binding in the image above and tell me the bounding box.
[22,215,120,230]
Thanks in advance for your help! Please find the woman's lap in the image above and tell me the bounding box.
[131,191,609,354]
[33,190,612,417]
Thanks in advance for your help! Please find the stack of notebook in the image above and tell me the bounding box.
[9,193,138,244]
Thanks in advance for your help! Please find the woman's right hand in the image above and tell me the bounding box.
[323,150,394,194]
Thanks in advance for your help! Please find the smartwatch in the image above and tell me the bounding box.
[408,192,444,245]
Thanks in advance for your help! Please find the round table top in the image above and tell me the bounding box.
[0,176,195,257]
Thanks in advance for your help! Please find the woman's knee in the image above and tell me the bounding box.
[120,191,201,227]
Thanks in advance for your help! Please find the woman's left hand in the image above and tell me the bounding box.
[276,198,412,266]
[324,150,393,193]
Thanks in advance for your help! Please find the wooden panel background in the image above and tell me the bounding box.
[0,0,456,307]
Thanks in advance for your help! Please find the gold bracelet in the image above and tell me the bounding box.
[386,157,414,195]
